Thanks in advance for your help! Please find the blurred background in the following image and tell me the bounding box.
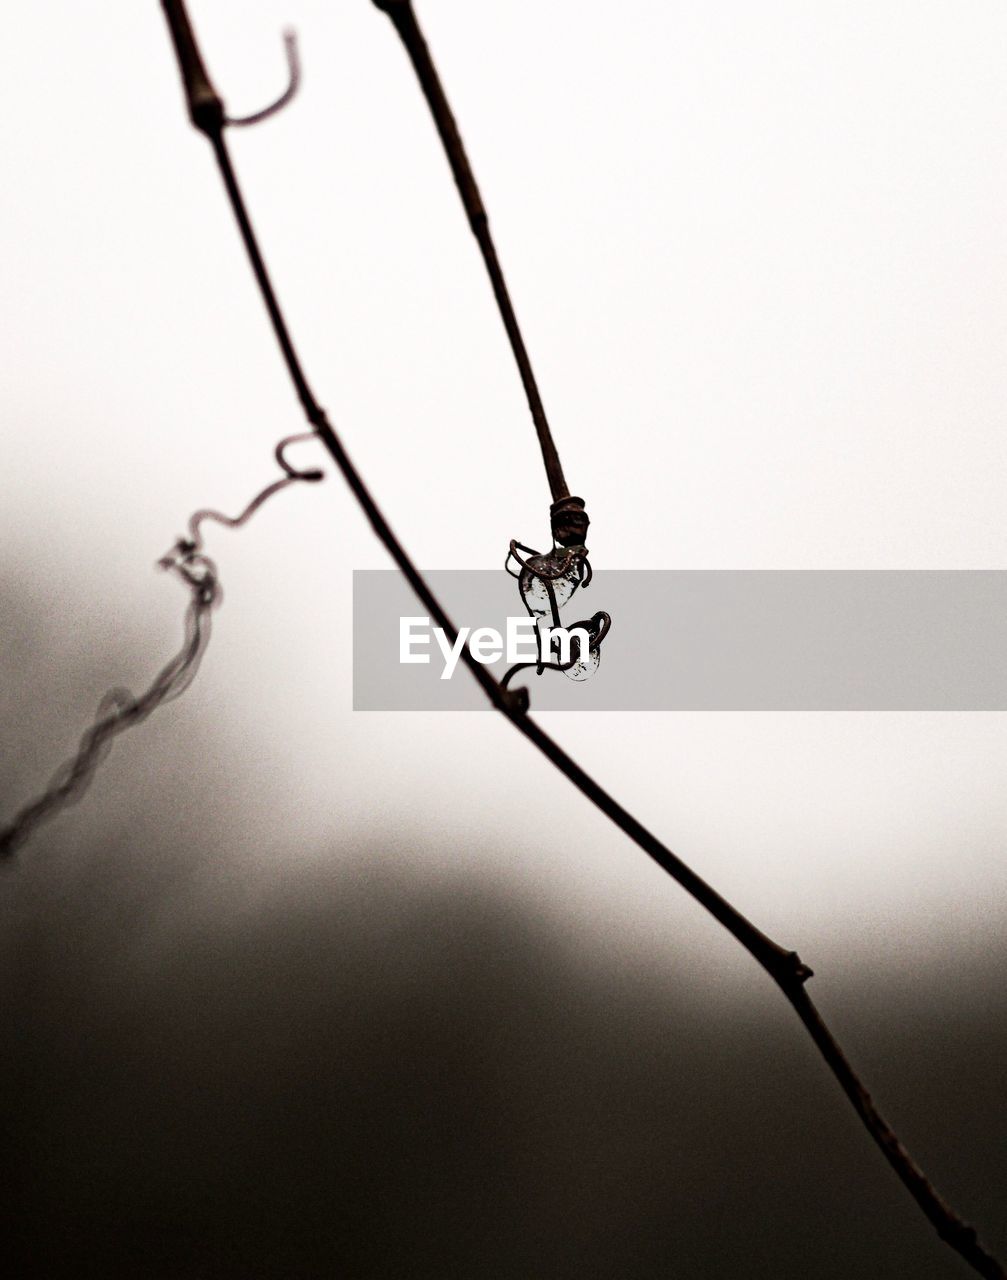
[2,2,1006,1275]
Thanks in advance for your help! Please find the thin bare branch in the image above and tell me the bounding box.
[157,3,1004,1275]
[372,0,577,527]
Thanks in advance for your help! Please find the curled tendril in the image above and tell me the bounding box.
[225,30,301,128]
[0,433,324,860]
[501,532,609,689]
[505,539,591,586]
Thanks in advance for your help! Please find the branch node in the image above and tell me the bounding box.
[550,495,590,548]
[773,949,814,987]
[501,686,531,716]
[161,0,225,137]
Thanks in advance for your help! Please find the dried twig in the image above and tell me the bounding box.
[158,3,1004,1275]
[373,0,569,506]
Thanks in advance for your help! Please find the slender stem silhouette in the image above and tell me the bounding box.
[371,0,569,505]
[159,4,1004,1276]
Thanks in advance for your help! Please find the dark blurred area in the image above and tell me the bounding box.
[2,581,1005,1279]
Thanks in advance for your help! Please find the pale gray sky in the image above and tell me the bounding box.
[3,1,1007,976]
